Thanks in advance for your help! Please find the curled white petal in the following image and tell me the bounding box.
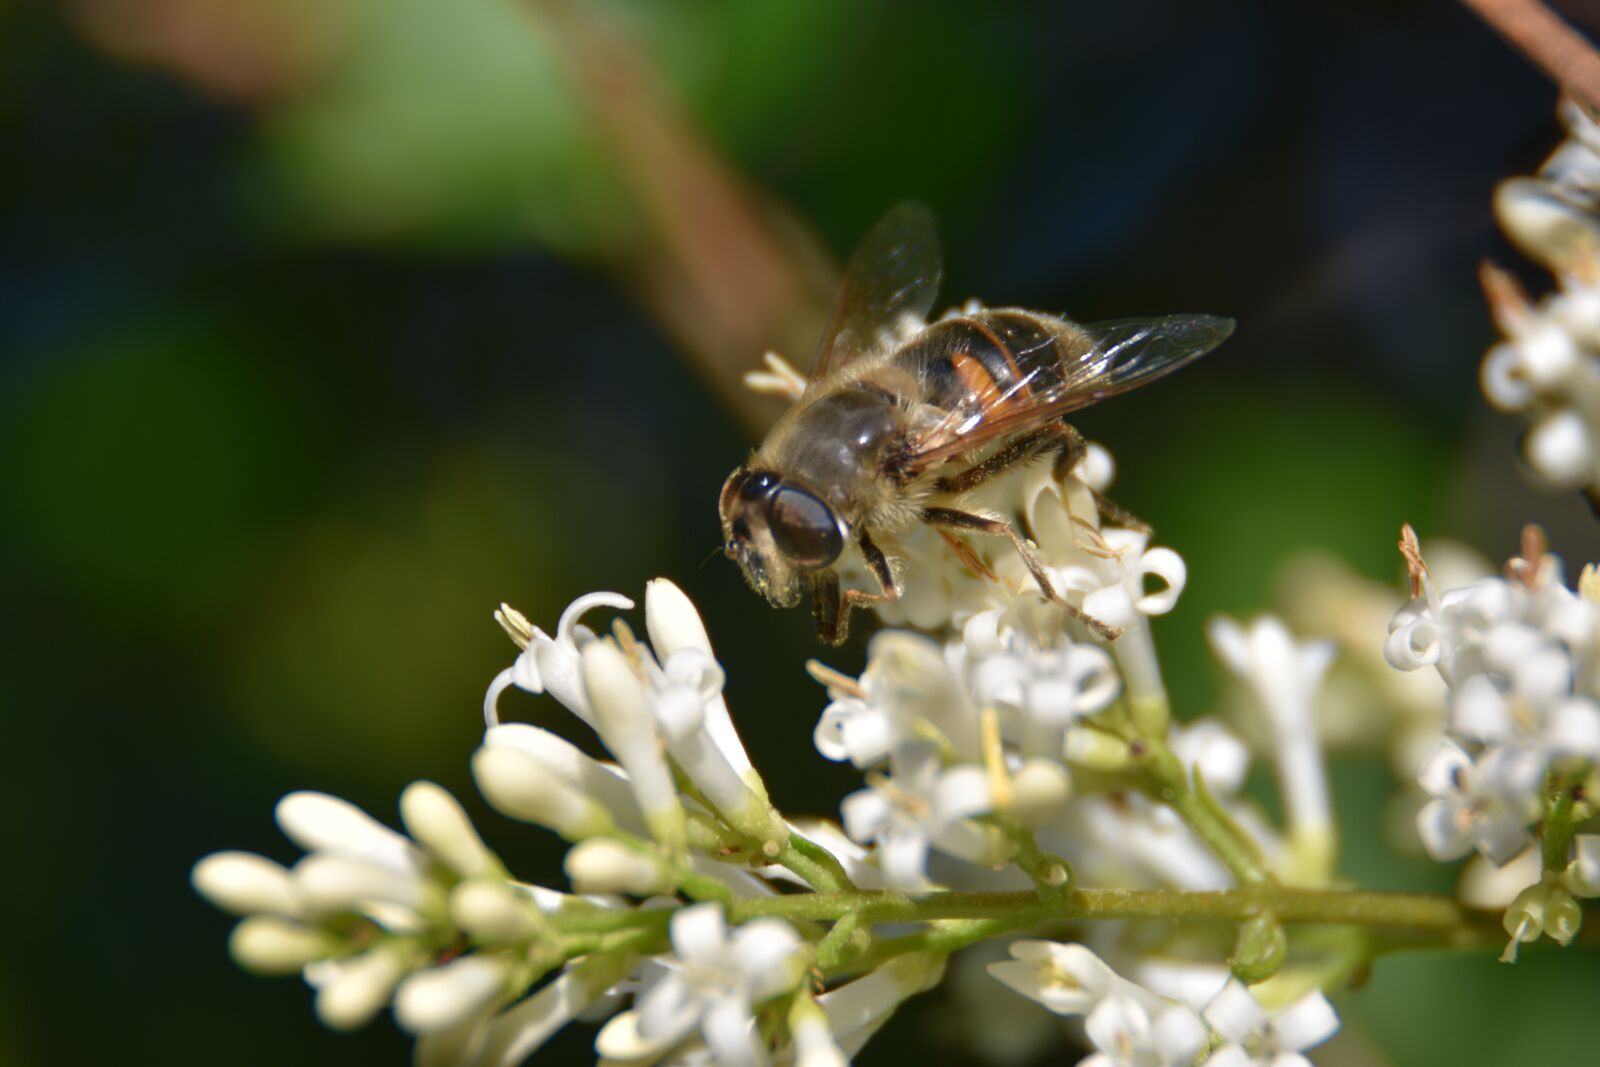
[1134,547,1186,615]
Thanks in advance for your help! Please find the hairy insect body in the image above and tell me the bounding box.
[762,309,1091,531]
[719,202,1232,644]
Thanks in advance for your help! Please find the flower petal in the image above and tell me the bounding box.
[1203,979,1267,1044]
[1270,990,1340,1052]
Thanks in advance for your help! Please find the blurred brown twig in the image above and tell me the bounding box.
[528,0,837,437]
[1460,0,1600,116]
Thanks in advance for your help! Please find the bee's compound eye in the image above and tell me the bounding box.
[740,471,780,501]
[766,486,843,569]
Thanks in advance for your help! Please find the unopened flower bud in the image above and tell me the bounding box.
[313,947,408,1031]
[293,853,423,913]
[1064,726,1131,770]
[450,879,543,942]
[1501,883,1551,961]
[394,954,512,1033]
[1010,759,1072,827]
[1546,888,1584,945]
[472,746,615,841]
[581,640,687,851]
[1231,916,1287,983]
[275,792,421,876]
[563,839,670,895]
[229,916,328,975]
[192,851,301,917]
[400,781,495,878]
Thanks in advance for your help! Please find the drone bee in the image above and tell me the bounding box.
[720,202,1233,644]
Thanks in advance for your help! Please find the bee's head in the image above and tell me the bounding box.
[719,467,845,608]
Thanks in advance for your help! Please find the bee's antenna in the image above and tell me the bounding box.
[699,544,725,569]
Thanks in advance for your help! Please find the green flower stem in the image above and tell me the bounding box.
[815,911,868,970]
[996,817,1073,900]
[549,885,1499,937]
[720,886,1479,928]
[1133,738,1270,886]
[774,832,855,892]
[843,918,1019,977]
[1542,773,1581,875]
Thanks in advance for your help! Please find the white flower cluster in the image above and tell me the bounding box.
[989,941,1338,1067]
[1483,97,1600,497]
[197,579,950,1066]
[196,449,1358,1066]
[815,457,1337,902]
[1385,526,1600,949]
[190,782,559,1046]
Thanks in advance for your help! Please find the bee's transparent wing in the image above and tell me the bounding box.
[808,202,943,385]
[904,313,1234,472]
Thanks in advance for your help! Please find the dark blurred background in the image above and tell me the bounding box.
[5,0,1600,1064]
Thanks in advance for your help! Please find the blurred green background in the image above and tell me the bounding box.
[5,0,1600,1064]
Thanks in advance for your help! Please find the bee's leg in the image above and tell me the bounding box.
[921,506,1123,641]
[811,570,845,643]
[1051,423,1150,534]
[810,529,899,645]
[933,430,1056,494]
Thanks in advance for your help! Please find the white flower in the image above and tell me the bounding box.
[1570,834,1600,896]
[817,952,945,1057]
[645,578,759,782]
[1169,718,1250,796]
[581,638,688,851]
[1200,980,1339,1067]
[1082,993,1208,1067]
[1055,528,1186,633]
[839,742,994,890]
[595,904,807,1067]
[1063,795,1234,892]
[641,644,785,849]
[484,591,634,727]
[987,941,1150,1017]
[987,943,1205,1067]
[427,954,634,1067]
[1415,739,1544,864]
[961,616,1122,760]
[1482,100,1600,496]
[787,994,848,1067]
[1208,615,1335,881]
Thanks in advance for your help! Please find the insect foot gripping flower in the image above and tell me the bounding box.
[1386,524,1600,951]
[1484,97,1600,502]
